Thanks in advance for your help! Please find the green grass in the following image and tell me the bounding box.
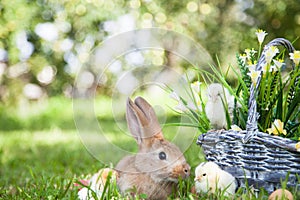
[0,128,201,199]
[1,129,299,199]
[0,96,299,199]
[0,96,76,131]
[0,130,91,199]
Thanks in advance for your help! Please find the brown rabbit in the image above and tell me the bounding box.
[115,97,190,200]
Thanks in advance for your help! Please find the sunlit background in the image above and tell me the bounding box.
[0,0,299,107]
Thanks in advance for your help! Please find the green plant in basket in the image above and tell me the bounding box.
[167,30,300,145]
[168,80,210,133]
[234,30,300,141]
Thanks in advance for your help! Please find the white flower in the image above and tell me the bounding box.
[191,81,202,94]
[250,48,257,55]
[267,119,287,136]
[289,50,300,66]
[245,48,257,60]
[261,59,283,73]
[248,64,256,71]
[255,29,268,44]
[239,53,247,64]
[245,49,251,60]
[187,99,202,112]
[175,100,187,112]
[169,91,180,102]
[247,69,260,86]
[261,63,274,73]
[231,125,242,131]
[270,65,278,72]
[273,59,284,69]
[187,101,197,111]
[264,46,279,64]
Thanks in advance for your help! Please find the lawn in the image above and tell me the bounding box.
[0,96,202,199]
[0,96,299,199]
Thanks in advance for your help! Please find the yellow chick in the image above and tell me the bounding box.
[194,162,236,196]
[205,83,235,129]
[268,189,293,200]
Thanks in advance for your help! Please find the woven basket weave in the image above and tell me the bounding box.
[197,38,300,194]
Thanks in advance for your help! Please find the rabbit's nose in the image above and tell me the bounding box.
[183,163,190,177]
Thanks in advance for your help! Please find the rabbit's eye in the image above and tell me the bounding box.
[202,173,206,176]
[158,151,166,160]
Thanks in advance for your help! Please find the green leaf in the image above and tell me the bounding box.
[220,94,232,129]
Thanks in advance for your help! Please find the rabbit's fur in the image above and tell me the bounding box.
[115,97,190,200]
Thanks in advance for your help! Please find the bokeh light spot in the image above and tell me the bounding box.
[200,3,211,15]
[187,1,198,13]
[155,12,167,24]
[23,83,43,100]
[129,0,141,9]
[76,4,87,16]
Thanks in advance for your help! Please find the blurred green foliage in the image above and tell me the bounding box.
[0,96,74,130]
[0,0,299,105]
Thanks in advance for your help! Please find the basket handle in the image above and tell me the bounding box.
[242,38,296,143]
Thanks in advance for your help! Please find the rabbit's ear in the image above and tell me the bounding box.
[126,97,163,145]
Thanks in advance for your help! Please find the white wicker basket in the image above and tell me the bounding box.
[197,38,300,193]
